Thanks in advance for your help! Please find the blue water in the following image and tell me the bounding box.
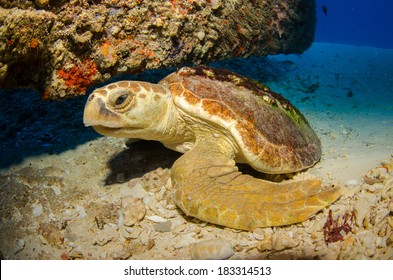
[315,0,393,48]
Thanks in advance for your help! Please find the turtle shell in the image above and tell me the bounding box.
[160,66,321,174]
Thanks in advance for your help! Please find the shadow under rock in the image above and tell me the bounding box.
[0,89,99,169]
[104,140,181,185]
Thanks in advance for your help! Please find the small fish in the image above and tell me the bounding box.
[322,5,328,15]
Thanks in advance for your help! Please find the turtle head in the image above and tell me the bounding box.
[83,81,173,139]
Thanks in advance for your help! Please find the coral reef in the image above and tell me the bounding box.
[0,0,316,99]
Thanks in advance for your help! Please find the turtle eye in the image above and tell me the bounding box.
[109,90,134,112]
[115,94,128,106]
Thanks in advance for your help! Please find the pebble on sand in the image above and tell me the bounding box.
[191,239,235,260]
[121,197,146,227]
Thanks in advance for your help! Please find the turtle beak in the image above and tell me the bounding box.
[83,93,121,127]
[83,93,102,127]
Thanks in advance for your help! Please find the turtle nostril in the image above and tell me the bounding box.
[88,94,95,102]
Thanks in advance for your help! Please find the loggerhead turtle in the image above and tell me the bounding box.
[83,66,341,230]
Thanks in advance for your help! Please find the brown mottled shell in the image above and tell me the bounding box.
[160,66,321,174]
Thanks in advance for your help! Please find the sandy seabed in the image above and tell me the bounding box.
[0,43,392,260]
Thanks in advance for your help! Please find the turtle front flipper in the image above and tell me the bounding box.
[171,138,342,231]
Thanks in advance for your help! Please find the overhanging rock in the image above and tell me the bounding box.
[0,0,316,99]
